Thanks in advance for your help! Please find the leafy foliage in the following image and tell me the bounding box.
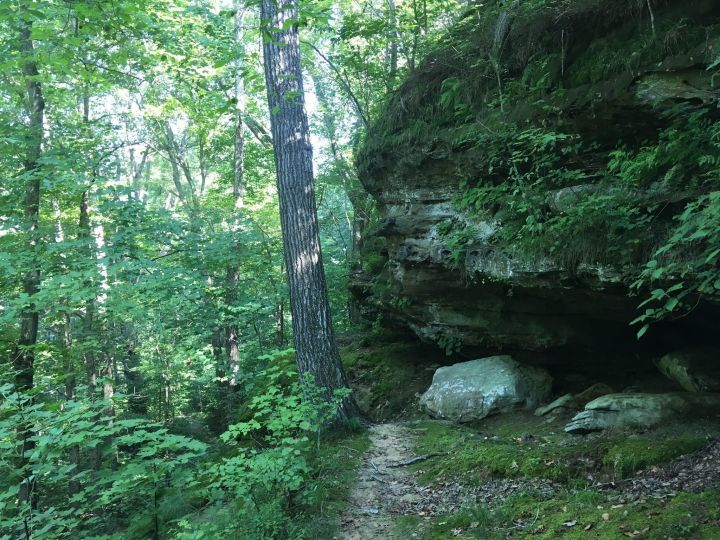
[0,384,207,538]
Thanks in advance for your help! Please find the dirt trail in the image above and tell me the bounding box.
[337,422,481,539]
[336,422,560,539]
[337,423,422,539]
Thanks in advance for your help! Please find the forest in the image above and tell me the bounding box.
[1,0,720,538]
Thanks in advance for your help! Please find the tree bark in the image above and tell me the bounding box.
[162,121,197,206]
[129,147,149,200]
[225,266,241,387]
[220,0,249,390]
[261,0,360,423]
[233,0,247,207]
[14,7,45,507]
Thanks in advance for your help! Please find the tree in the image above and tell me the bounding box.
[14,4,45,506]
[261,0,360,422]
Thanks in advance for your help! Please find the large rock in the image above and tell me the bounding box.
[564,393,720,434]
[656,349,720,393]
[420,356,552,422]
[351,1,720,357]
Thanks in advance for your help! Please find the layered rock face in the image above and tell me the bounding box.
[353,0,720,360]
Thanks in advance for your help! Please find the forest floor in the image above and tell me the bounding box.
[333,419,720,539]
[337,423,419,539]
[334,339,720,538]
[337,422,559,539]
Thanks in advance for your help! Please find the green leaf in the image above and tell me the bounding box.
[664,297,679,312]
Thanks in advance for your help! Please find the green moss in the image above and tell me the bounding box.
[362,254,386,275]
[360,0,716,165]
[355,236,388,276]
[411,421,599,486]
[410,416,716,487]
[602,436,707,479]
[569,16,709,86]
[340,338,438,420]
[406,490,720,539]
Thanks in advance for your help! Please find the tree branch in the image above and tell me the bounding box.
[301,40,370,130]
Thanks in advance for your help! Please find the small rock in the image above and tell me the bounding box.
[565,392,720,434]
[535,383,614,416]
[535,393,573,416]
[655,349,720,392]
[573,382,614,405]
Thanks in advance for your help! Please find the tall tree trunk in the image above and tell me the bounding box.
[261,0,359,423]
[14,8,45,507]
[79,191,97,393]
[222,0,248,390]
[130,147,149,200]
[55,193,82,495]
[123,346,146,414]
[276,299,285,347]
[101,347,117,470]
[225,266,241,387]
[79,189,102,471]
[162,121,194,205]
[233,0,247,208]
[198,138,209,196]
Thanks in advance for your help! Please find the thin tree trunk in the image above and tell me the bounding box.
[225,267,241,387]
[55,191,82,495]
[223,0,248,389]
[261,0,360,423]
[79,191,97,393]
[79,190,102,471]
[303,40,369,130]
[14,7,45,507]
[233,0,247,207]
[123,347,146,414]
[101,349,117,470]
[312,74,370,324]
[130,147,149,200]
[198,138,209,196]
[276,299,285,347]
[162,121,195,205]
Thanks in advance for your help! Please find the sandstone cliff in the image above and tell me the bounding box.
[352,0,720,362]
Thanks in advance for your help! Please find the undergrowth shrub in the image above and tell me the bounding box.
[0,384,208,539]
[1,350,356,540]
[170,352,353,539]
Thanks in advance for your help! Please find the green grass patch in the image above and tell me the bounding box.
[602,436,708,480]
